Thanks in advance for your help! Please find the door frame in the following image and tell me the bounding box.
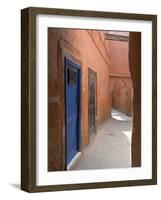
[64,57,81,168]
[88,67,97,141]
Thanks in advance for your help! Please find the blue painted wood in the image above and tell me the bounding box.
[65,57,81,165]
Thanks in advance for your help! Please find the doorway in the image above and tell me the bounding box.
[65,57,81,166]
[88,68,97,140]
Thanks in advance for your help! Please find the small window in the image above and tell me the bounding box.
[67,68,77,85]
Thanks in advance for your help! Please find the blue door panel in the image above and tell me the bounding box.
[65,58,80,165]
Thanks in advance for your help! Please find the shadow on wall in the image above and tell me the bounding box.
[112,79,133,116]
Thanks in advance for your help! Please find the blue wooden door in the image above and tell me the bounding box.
[65,58,81,165]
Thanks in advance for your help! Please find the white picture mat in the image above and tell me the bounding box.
[36,14,152,186]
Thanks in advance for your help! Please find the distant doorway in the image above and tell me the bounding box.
[88,68,97,140]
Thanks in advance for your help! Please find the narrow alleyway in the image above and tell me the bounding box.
[72,109,132,170]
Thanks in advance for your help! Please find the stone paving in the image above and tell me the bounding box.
[72,109,132,170]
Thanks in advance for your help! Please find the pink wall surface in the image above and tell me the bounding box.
[108,39,133,116]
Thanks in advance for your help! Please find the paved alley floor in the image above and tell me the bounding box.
[72,109,132,170]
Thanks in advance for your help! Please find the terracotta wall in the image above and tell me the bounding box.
[108,39,133,116]
[48,28,111,170]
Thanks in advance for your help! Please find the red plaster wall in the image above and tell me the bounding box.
[110,77,133,116]
[59,29,111,145]
[48,29,111,170]
[109,40,133,116]
[109,40,130,75]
